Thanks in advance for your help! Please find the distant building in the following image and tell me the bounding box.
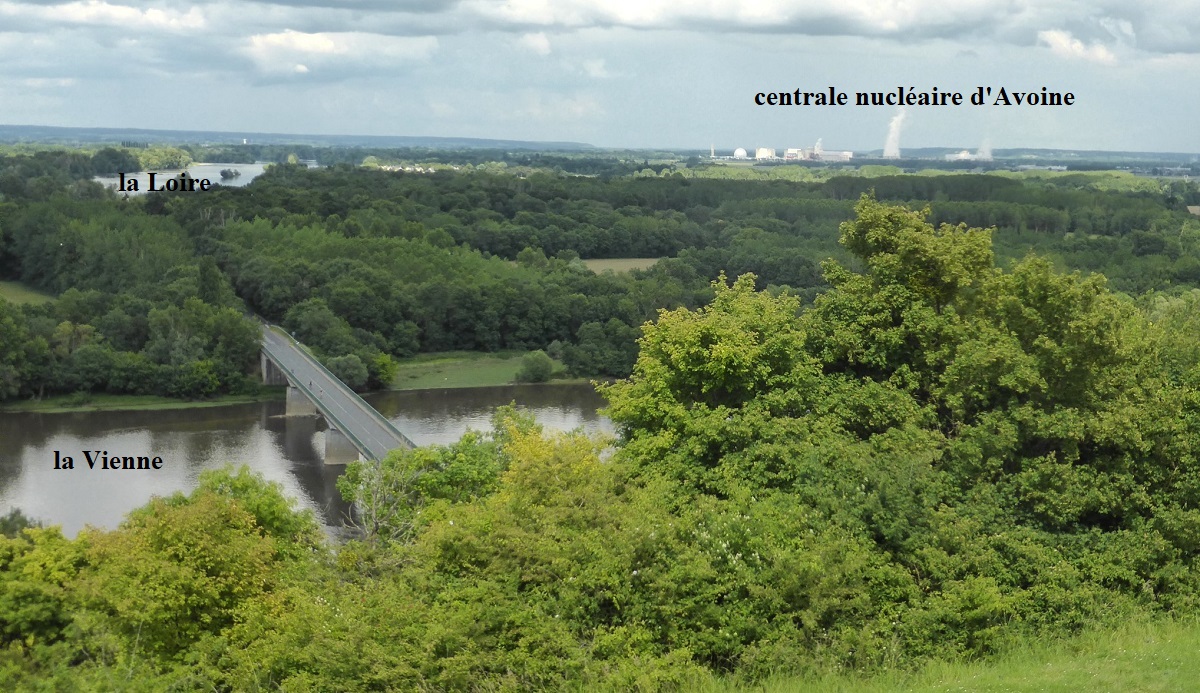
[755,147,776,160]
[733,147,749,159]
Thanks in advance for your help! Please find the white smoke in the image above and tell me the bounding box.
[976,138,993,161]
[883,107,906,158]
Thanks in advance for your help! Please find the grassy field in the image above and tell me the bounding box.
[0,388,284,413]
[392,351,529,389]
[0,280,54,305]
[582,257,661,273]
[391,351,575,390]
[711,617,1200,693]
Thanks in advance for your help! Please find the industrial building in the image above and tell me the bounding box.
[713,141,853,163]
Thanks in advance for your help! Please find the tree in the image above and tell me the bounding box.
[76,492,278,659]
[326,354,368,390]
[516,349,554,383]
[0,300,30,399]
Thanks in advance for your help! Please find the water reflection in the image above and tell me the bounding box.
[0,384,610,536]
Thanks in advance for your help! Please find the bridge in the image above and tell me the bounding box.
[259,324,415,464]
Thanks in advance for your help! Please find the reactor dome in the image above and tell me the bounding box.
[733,147,748,159]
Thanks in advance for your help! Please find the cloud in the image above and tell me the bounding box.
[1038,29,1117,64]
[0,1,205,32]
[242,29,438,76]
[462,0,1008,36]
[517,31,551,55]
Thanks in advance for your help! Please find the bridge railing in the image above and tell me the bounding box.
[261,341,380,460]
[265,324,417,452]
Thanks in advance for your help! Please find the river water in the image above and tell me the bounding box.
[0,384,611,536]
[93,162,274,194]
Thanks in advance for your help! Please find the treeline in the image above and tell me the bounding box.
[0,146,194,186]
[5,200,1200,689]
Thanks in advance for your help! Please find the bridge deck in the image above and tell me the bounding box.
[261,326,414,460]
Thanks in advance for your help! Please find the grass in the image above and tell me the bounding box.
[391,351,576,390]
[582,258,661,273]
[391,351,528,389]
[0,388,284,413]
[708,616,1200,693]
[0,280,54,305]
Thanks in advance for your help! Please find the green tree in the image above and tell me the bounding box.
[75,492,278,660]
[326,353,368,390]
[516,349,554,383]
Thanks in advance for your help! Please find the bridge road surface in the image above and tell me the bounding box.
[261,326,415,461]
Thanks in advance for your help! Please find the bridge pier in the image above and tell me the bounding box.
[261,328,414,465]
[286,385,317,417]
[261,353,289,385]
[324,426,362,466]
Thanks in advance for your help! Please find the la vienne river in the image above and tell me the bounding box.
[0,384,612,536]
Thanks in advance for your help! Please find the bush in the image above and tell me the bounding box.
[326,354,368,390]
[516,349,554,383]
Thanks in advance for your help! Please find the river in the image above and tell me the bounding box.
[93,162,276,194]
[0,384,611,536]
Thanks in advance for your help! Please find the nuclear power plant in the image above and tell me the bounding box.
[717,140,853,162]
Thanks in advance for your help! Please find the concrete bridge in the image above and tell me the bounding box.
[260,324,415,464]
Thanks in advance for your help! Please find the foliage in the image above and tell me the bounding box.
[516,349,555,382]
[194,466,322,556]
[327,353,369,390]
[74,492,277,659]
[0,509,40,538]
[337,406,531,544]
[0,526,84,649]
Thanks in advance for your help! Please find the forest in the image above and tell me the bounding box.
[3,148,1200,404]
[3,148,1200,687]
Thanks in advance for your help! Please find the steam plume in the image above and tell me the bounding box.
[883,107,906,158]
[976,138,993,161]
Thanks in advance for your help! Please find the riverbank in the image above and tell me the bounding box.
[0,351,596,414]
[0,387,285,414]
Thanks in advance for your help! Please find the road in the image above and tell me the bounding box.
[261,326,415,460]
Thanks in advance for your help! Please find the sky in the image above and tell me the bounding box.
[2,0,1199,153]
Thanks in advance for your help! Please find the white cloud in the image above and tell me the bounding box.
[0,1,205,31]
[242,30,438,74]
[463,0,1006,34]
[518,31,551,55]
[1038,29,1116,64]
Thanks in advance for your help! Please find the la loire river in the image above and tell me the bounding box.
[0,384,611,536]
[93,162,274,194]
